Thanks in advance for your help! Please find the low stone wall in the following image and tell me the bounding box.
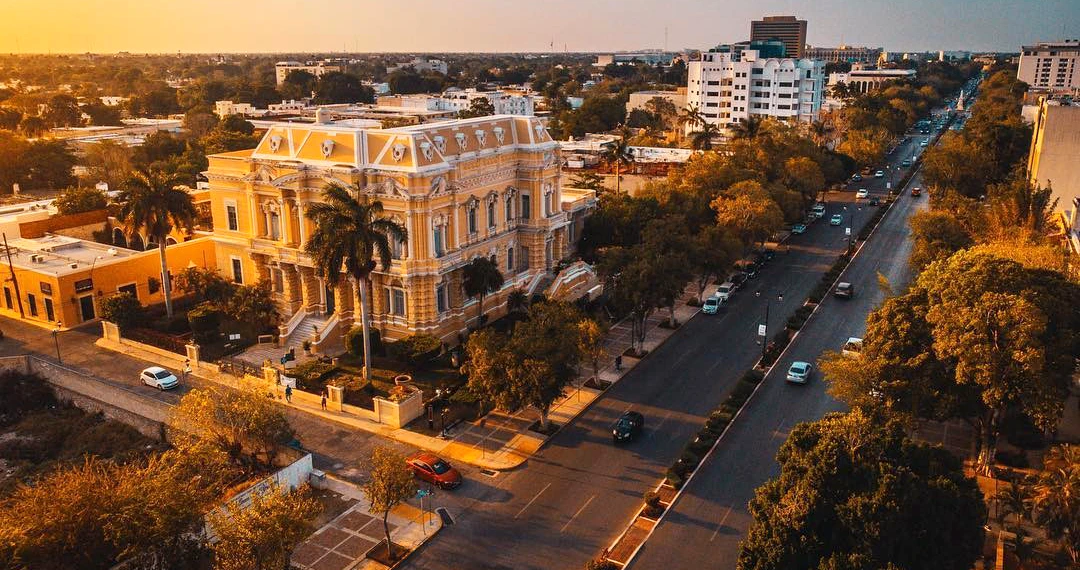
[0,354,167,439]
[373,388,424,428]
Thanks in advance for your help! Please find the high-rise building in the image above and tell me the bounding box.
[686,47,824,130]
[1018,40,1080,92]
[1027,98,1080,236]
[750,16,807,59]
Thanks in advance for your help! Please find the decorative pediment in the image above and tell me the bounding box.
[543,151,556,167]
[432,135,446,154]
[419,141,434,160]
[432,212,449,226]
[465,196,479,209]
[475,129,487,147]
[363,179,409,199]
[391,143,407,162]
[486,191,499,205]
[430,176,449,197]
[268,135,284,152]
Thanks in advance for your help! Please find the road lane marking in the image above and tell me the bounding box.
[709,506,734,542]
[514,482,551,519]
[560,495,595,533]
[646,411,673,438]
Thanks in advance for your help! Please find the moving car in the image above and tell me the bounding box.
[911,187,922,197]
[842,337,864,356]
[140,366,179,390]
[786,361,813,384]
[920,140,929,147]
[612,410,644,442]
[702,294,721,315]
[875,170,885,178]
[791,223,807,234]
[406,452,462,489]
[868,196,880,207]
[830,214,843,226]
[901,159,911,167]
[850,173,863,182]
[856,188,869,199]
[715,282,736,302]
[811,203,826,218]
[834,282,854,298]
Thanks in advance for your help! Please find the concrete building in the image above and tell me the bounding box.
[214,100,262,118]
[377,89,535,116]
[595,52,678,67]
[1018,40,1080,93]
[686,47,824,130]
[274,61,344,86]
[828,65,918,93]
[804,45,883,65]
[1027,98,1080,241]
[750,15,807,59]
[202,114,596,348]
[627,89,688,114]
[386,57,449,75]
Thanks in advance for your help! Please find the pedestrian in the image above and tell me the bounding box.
[285,385,293,403]
[320,393,327,410]
[615,355,622,372]
[183,359,192,383]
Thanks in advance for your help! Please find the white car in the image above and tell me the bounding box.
[811,203,826,218]
[141,366,179,390]
[702,294,721,315]
[842,337,864,357]
[715,282,736,302]
[856,188,869,199]
[875,170,885,178]
[786,361,812,384]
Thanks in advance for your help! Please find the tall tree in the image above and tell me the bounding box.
[738,410,986,570]
[711,180,784,250]
[305,183,407,380]
[689,121,721,150]
[461,256,504,327]
[168,387,294,472]
[1031,445,1080,564]
[81,138,134,191]
[363,446,417,562]
[601,128,634,195]
[458,97,496,119]
[208,484,321,570]
[117,166,197,318]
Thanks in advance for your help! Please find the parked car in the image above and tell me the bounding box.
[834,282,854,298]
[856,188,869,199]
[842,337,864,356]
[715,282,736,302]
[406,452,462,489]
[702,294,721,315]
[729,272,748,290]
[830,214,843,226]
[850,173,863,182]
[901,159,911,167]
[791,223,807,234]
[612,411,644,443]
[140,366,179,390]
[875,170,885,178]
[811,203,826,218]
[786,361,813,384]
[868,196,880,207]
[911,187,922,197]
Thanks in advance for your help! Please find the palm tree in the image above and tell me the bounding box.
[117,166,196,319]
[676,105,705,133]
[1031,444,1080,565]
[690,122,721,151]
[808,119,833,149]
[730,116,766,141]
[461,257,504,327]
[996,480,1032,529]
[304,182,407,380]
[601,129,634,195]
[507,289,529,315]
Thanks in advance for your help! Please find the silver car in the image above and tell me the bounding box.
[786,361,812,384]
[141,366,179,390]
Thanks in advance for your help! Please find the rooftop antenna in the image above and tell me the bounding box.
[665,26,668,52]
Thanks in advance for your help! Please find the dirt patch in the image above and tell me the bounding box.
[366,540,410,566]
[311,488,357,529]
[527,420,559,436]
[608,518,653,564]
[584,377,611,390]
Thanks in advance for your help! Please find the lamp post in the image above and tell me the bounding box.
[756,290,784,362]
[52,321,62,363]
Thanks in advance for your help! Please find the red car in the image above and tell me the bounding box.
[911,187,922,197]
[406,452,462,489]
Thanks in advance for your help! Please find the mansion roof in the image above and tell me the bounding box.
[243,114,555,174]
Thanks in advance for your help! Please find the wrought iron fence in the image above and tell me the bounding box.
[219,356,263,379]
[125,327,189,356]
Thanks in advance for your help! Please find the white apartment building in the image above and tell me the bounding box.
[377,89,535,116]
[828,66,918,93]
[686,48,824,130]
[274,61,344,86]
[1018,40,1080,92]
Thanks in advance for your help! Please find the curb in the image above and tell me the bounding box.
[607,161,926,569]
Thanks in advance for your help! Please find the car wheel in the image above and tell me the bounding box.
[158,384,164,391]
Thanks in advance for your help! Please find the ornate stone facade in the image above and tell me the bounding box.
[204,114,572,345]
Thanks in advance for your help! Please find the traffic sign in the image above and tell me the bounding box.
[845,227,851,236]
[757,324,767,337]
[417,489,433,498]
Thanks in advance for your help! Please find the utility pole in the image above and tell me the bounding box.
[3,233,25,318]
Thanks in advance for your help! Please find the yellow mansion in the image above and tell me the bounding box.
[204,113,596,350]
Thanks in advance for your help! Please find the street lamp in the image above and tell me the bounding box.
[52,321,62,363]
[755,290,784,363]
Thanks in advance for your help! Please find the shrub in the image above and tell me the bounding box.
[100,292,143,331]
[345,326,383,358]
[388,334,442,368]
[642,490,664,518]
[729,379,757,404]
[741,369,764,385]
[52,186,107,215]
[995,449,1029,468]
[187,302,222,344]
[586,558,620,570]
[1001,413,1046,450]
[0,371,56,427]
[666,467,685,488]
[679,449,700,470]
[291,360,335,387]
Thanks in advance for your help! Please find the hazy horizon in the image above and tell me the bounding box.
[2,0,1077,55]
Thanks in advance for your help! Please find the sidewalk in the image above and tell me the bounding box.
[293,475,441,570]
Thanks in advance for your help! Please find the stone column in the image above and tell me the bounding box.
[250,254,271,284]
[281,199,296,246]
[295,198,308,248]
[299,266,319,314]
[335,279,355,327]
[282,264,302,315]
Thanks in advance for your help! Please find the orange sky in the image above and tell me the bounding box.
[1,0,1075,54]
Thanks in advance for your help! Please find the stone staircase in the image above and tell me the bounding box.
[235,313,332,366]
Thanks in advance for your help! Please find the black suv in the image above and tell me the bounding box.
[612,411,644,443]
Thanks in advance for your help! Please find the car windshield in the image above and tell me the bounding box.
[154,370,173,379]
[431,460,451,474]
[704,298,717,306]
[790,364,807,374]
[719,285,732,293]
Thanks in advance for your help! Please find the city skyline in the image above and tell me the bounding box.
[1,0,1077,55]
